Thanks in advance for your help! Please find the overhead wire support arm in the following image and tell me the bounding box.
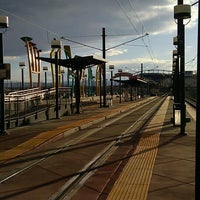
[106,33,149,51]
[60,36,102,51]
[192,1,199,6]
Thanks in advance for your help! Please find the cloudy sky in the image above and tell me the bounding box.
[0,0,199,82]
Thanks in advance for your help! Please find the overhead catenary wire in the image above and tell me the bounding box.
[115,0,140,35]
[115,0,157,67]
[191,1,199,6]
[0,8,59,38]
[106,33,149,51]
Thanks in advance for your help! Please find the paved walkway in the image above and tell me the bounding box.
[107,96,170,200]
[0,97,151,163]
[107,97,195,200]
[148,99,195,200]
[66,97,195,200]
[0,96,195,199]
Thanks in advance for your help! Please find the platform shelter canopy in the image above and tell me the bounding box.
[38,55,107,69]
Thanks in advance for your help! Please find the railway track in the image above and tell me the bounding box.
[0,96,166,200]
[52,97,165,200]
[186,96,196,108]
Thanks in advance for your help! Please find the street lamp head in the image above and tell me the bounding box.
[109,65,114,70]
[0,16,9,28]
[174,4,191,19]
[43,66,48,71]
[51,38,61,48]
[19,62,25,67]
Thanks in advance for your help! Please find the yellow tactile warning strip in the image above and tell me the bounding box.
[0,99,151,164]
[107,97,170,200]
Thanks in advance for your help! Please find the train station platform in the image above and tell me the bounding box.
[0,96,195,199]
[0,97,153,163]
[71,97,195,200]
[107,97,195,200]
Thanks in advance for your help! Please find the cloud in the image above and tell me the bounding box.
[0,0,177,56]
[108,56,170,68]
[0,0,198,80]
[107,49,128,57]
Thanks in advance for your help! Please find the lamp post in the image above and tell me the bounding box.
[43,66,48,88]
[196,1,200,199]
[102,28,106,107]
[109,65,114,100]
[84,74,87,97]
[61,69,65,86]
[19,62,26,90]
[174,1,191,135]
[51,39,61,119]
[118,69,122,103]
[0,16,8,135]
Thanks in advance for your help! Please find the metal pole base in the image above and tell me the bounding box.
[0,130,9,135]
[178,132,188,136]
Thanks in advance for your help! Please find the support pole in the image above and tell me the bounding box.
[196,2,200,199]
[178,0,186,135]
[0,33,5,134]
[102,27,106,107]
[21,68,24,90]
[111,70,113,98]
[75,69,81,114]
[55,51,59,119]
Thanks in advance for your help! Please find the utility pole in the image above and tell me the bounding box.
[0,16,8,135]
[178,0,187,135]
[0,32,5,134]
[196,1,200,199]
[102,27,106,107]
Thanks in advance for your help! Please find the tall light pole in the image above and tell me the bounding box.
[118,69,122,103]
[43,66,48,88]
[102,28,106,107]
[109,65,114,100]
[174,1,191,135]
[19,62,26,90]
[61,69,65,87]
[51,39,61,119]
[196,1,200,199]
[0,16,8,135]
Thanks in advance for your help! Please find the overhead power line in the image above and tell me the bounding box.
[61,36,102,51]
[191,1,199,6]
[106,33,149,51]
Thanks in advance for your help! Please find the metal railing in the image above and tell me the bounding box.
[3,87,72,129]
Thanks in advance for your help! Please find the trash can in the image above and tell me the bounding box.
[173,103,181,126]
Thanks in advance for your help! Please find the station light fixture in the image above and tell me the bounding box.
[19,62,25,68]
[51,39,61,49]
[174,4,191,19]
[0,16,9,28]
[43,66,48,71]
[109,65,114,70]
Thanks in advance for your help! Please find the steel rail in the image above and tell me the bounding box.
[50,97,166,200]
[0,98,155,184]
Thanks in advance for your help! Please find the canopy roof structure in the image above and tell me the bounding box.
[38,55,107,69]
[112,72,147,86]
[38,54,107,114]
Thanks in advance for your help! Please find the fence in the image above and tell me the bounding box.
[4,87,72,129]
